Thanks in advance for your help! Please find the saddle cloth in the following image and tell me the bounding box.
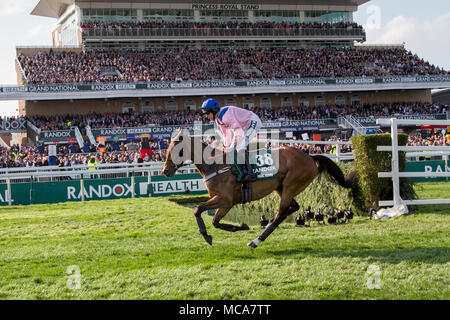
[230,149,278,183]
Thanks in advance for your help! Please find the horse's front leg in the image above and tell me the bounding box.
[212,208,250,232]
[193,196,224,245]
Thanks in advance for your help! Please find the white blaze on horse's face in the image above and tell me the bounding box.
[162,129,191,177]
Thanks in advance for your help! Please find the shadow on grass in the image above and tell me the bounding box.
[264,246,450,265]
[415,205,450,215]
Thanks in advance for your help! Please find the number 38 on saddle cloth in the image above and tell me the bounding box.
[230,149,279,183]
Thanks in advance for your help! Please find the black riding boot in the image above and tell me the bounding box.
[243,150,257,182]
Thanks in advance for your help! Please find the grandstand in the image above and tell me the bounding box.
[0,0,449,149]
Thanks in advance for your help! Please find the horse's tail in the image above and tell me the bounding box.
[312,155,357,189]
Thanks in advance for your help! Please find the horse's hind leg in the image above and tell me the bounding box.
[212,208,250,232]
[248,197,299,248]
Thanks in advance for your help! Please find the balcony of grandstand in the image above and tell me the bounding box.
[80,21,366,42]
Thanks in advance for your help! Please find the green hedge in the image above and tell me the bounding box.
[235,161,362,216]
[351,133,415,210]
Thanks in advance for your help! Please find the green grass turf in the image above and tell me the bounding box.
[0,182,448,300]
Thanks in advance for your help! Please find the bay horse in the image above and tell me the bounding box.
[161,129,356,248]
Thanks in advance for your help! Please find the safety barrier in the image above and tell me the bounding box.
[0,162,198,184]
[376,119,450,207]
[0,161,202,206]
[82,27,365,39]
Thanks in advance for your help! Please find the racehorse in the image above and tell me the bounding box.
[161,129,356,248]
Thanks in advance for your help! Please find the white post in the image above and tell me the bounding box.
[336,143,341,162]
[80,177,85,202]
[131,174,135,199]
[445,155,449,182]
[391,118,401,207]
[148,170,152,197]
[7,178,12,206]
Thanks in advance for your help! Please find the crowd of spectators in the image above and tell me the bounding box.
[4,128,448,168]
[0,142,167,168]
[2,102,448,168]
[26,103,447,132]
[80,21,363,31]
[407,132,450,147]
[18,47,448,85]
[2,127,449,168]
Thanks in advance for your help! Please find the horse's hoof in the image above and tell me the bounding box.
[240,223,250,231]
[204,235,213,245]
[247,241,258,249]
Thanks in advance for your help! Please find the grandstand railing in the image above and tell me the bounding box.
[82,27,365,39]
[74,127,85,148]
[15,57,27,82]
[85,125,97,145]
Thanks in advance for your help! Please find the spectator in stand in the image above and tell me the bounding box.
[18,47,448,85]
[22,102,447,132]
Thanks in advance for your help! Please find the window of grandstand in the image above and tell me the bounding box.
[142,101,154,113]
[143,9,194,22]
[200,10,248,23]
[299,96,310,107]
[351,95,362,106]
[184,100,196,111]
[166,100,178,111]
[243,98,254,109]
[225,98,237,106]
[260,97,272,109]
[254,10,300,24]
[82,8,138,22]
[304,11,351,24]
[335,95,346,106]
[122,102,135,113]
[315,96,326,107]
[282,96,293,108]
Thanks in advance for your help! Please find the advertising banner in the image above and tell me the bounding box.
[2,76,449,95]
[0,118,27,133]
[405,160,450,182]
[39,130,76,144]
[0,173,206,206]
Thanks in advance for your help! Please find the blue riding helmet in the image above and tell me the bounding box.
[201,98,220,113]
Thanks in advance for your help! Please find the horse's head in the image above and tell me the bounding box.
[161,129,191,177]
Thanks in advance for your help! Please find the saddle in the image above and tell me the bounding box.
[229,149,279,204]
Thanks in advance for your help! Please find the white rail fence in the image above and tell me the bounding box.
[0,162,198,184]
[377,119,450,207]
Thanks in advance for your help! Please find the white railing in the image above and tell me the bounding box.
[74,127,85,148]
[0,161,198,184]
[15,57,27,82]
[406,151,450,161]
[377,118,450,207]
[85,125,97,145]
[346,115,367,135]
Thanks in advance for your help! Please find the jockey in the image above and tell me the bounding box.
[201,98,262,182]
